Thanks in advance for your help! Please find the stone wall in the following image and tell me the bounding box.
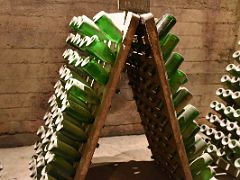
[0,0,239,147]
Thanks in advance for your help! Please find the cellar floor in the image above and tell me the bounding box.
[0,135,167,180]
[0,135,233,180]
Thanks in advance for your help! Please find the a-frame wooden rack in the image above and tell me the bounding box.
[74,12,193,180]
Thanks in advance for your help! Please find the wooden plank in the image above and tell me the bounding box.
[125,13,192,179]
[118,0,150,13]
[74,12,140,180]
[141,13,193,180]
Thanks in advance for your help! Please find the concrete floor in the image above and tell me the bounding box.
[0,135,164,180]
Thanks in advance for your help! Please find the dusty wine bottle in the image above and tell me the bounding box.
[80,56,109,85]
[65,78,100,105]
[165,52,184,78]
[226,64,240,77]
[182,121,200,142]
[52,132,80,150]
[48,135,80,162]
[187,138,207,162]
[55,114,88,142]
[93,11,122,43]
[45,151,75,177]
[66,33,86,51]
[63,49,109,85]
[192,166,215,180]
[168,70,188,95]
[40,172,56,180]
[160,33,179,61]
[190,153,213,175]
[41,164,72,180]
[85,35,115,63]
[177,104,200,132]
[173,87,192,113]
[69,15,108,41]
[156,14,176,41]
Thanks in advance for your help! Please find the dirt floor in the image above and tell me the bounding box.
[0,135,166,180]
[0,135,234,180]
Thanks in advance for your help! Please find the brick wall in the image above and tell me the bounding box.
[0,0,239,147]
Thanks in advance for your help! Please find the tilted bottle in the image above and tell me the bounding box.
[55,113,88,142]
[232,91,240,107]
[173,87,192,113]
[182,121,200,143]
[177,104,199,132]
[233,50,240,63]
[190,153,213,175]
[84,35,116,64]
[65,77,100,105]
[63,49,109,85]
[226,64,240,77]
[165,52,184,78]
[186,138,207,162]
[192,166,215,180]
[45,151,75,177]
[159,33,179,62]
[93,11,122,43]
[168,70,188,95]
[48,134,81,163]
[52,131,80,150]
[69,15,108,41]
[156,14,176,41]
[80,56,109,85]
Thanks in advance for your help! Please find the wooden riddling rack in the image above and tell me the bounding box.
[74,12,192,180]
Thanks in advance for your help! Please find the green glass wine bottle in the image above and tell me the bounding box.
[48,135,81,162]
[63,49,109,85]
[168,70,188,95]
[173,87,192,113]
[55,114,88,142]
[177,104,199,132]
[80,56,109,85]
[165,52,184,78]
[57,99,91,125]
[226,64,240,77]
[93,11,122,43]
[156,14,176,41]
[187,138,207,162]
[62,49,82,67]
[62,91,89,111]
[160,33,179,62]
[40,172,56,180]
[52,132,80,150]
[45,151,75,176]
[190,153,213,175]
[69,15,108,41]
[37,126,48,139]
[59,65,87,86]
[41,163,72,180]
[65,78,100,105]
[232,91,240,107]
[234,158,240,169]
[85,35,116,63]
[228,139,240,154]
[182,121,200,142]
[66,33,85,51]
[192,166,215,180]
[185,134,202,152]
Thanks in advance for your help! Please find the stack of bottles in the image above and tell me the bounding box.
[29,11,123,179]
[155,14,215,179]
[201,41,240,177]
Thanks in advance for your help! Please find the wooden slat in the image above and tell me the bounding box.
[125,13,192,179]
[74,12,140,180]
[141,13,192,180]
